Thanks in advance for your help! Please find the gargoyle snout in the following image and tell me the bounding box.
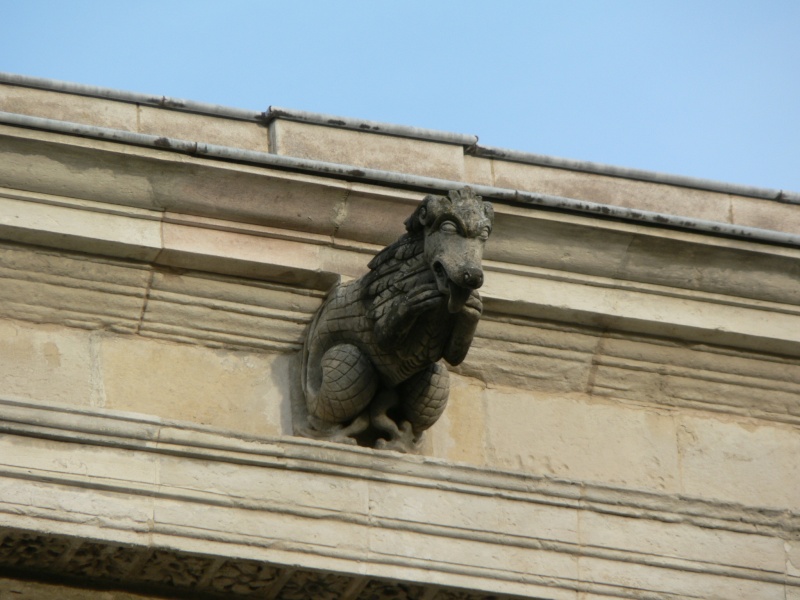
[461,267,484,290]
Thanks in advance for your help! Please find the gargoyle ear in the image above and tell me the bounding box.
[482,201,495,224]
[406,194,444,233]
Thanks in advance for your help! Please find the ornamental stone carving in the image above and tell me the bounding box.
[296,187,493,452]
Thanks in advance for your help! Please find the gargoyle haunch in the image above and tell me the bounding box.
[297,187,493,452]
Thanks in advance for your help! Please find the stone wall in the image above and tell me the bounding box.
[0,74,798,599]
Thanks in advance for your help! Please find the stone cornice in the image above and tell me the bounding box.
[2,122,800,359]
[0,397,797,599]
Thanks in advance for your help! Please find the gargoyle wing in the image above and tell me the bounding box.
[363,235,428,348]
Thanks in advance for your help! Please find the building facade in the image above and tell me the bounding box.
[0,73,799,599]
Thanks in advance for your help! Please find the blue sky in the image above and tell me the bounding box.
[3,0,799,191]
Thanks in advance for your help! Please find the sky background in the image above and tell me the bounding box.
[2,0,799,191]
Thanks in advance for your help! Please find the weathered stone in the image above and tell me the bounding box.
[297,188,493,452]
[271,119,466,180]
[137,105,269,151]
[485,387,680,493]
[0,319,95,407]
[0,84,138,131]
[100,335,287,436]
[678,415,800,508]
[429,374,489,464]
[490,160,733,223]
[0,190,162,261]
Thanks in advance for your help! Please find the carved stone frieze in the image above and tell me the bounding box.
[64,544,141,580]
[208,560,280,595]
[138,549,215,588]
[296,188,493,452]
[0,528,526,600]
[277,570,354,600]
[0,533,71,570]
[358,580,427,599]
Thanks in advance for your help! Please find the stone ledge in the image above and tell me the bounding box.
[3,113,800,245]
[2,126,800,357]
[0,396,798,600]
[2,397,797,538]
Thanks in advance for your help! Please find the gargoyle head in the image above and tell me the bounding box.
[405,187,494,314]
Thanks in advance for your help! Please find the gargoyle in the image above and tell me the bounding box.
[296,187,494,452]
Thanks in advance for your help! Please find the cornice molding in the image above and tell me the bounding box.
[2,123,800,358]
[0,397,797,599]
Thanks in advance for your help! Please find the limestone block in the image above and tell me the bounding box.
[678,415,800,509]
[137,105,269,151]
[485,388,680,493]
[152,496,371,556]
[0,477,154,536]
[579,554,785,600]
[139,269,322,352]
[0,127,159,210]
[463,316,597,393]
[463,155,494,186]
[0,243,150,333]
[484,266,800,357]
[99,335,287,436]
[318,241,379,280]
[0,319,95,407]
[731,194,800,235]
[590,334,800,424]
[368,526,579,599]
[150,160,350,236]
[367,479,579,545]
[491,160,733,224]
[160,218,334,291]
[0,435,157,487]
[331,187,419,247]
[619,233,800,304]
[156,453,370,515]
[0,191,162,261]
[271,120,466,180]
[580,511,786,573]
[429,374,489,464]
[0,85,138,131]
[786,540,800,578]
[486,210,635,279]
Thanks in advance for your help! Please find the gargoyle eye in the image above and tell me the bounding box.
[440,221,458,233]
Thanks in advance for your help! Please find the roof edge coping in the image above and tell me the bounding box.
[2,109,800,249]
[264,105,479,147]
[1,71,797,202]
[472,145,800,204]
[0,71,262,122]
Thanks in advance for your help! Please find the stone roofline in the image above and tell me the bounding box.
[1,71,797,205]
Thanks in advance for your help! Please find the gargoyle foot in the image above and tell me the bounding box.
[374,419,420,453]
[371,390,420,453]
[301,411,370,445]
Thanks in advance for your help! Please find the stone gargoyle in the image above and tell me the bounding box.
[295,187,494,452]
